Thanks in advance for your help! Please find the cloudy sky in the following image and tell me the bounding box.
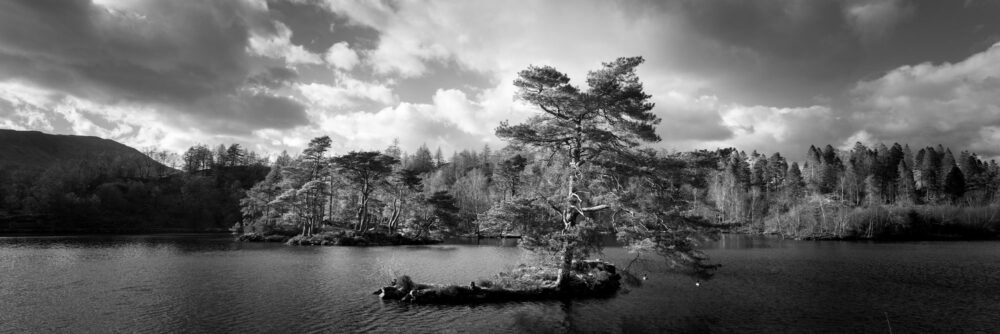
[2,0,1000,160]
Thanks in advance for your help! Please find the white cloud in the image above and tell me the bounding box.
[0,81,55,107]
[297,74,396,108]
[717,104,841,150]
[324,42,360,70]
[0,80,228,155]
[308,83,533,154]
[318,103,459,152]
[310,0,720,152]
[248,21,323,65]
[652,93,732,142]
[688,42,1000,158]
[431,89,484,134]
[317,1,690,83]
[645,93,848,157]
[847,43,1000,155]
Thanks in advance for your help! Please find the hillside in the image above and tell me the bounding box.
[0,129,268,233]
[0,129,170,174]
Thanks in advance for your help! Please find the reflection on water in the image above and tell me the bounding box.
[1,234,999,333]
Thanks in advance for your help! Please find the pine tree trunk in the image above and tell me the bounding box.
[556,152,580,289]
[556,245,573,288]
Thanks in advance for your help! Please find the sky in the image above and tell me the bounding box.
[2,0,1000,160]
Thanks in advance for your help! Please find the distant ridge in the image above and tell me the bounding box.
[0,129,169,173]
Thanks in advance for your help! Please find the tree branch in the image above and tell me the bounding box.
[580,204,610,212]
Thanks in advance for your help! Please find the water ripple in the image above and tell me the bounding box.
[2,235,1000,333]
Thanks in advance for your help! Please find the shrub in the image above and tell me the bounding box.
[476,279,494,288]
[397,275,415,293]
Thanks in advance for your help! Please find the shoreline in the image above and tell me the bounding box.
[0,230,233,237]
[236,231,443,247]
[721,227,1000,242]
[4,229,998,242]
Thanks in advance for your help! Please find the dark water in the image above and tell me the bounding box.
[1,234,998,333]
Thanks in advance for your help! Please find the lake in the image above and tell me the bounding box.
[1,234,998,333]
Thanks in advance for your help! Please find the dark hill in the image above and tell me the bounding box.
[0,129,170,175]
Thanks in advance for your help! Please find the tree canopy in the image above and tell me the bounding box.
[495,56,717,287]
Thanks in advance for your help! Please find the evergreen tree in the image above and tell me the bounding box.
[940,149,957,189]
[496,56,715,286]
[903,144,914,173]
[384,138,402,160]
[434,147,445,168]
[896,162,917,206]
[944,166,966,203]
[331,151,400,232]
[783,162,805,206]
[273,136,332,236]
[409,144,435,174]
[917,148,940,202]
[496,154,528,199]
[766,153,788,192]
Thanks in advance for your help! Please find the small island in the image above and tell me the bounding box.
[237,229,439,246]
[374,260,621,304]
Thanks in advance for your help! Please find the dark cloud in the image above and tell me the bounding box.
[187,92,309,135]
[267,0,381,54]
[237,94,309,129]
[0,1,252,101]
[0,0,308,133]
[395,59,495,104]
[843,44,1000,157]
[638,0,858,106]
[247,67,299,90]
[629,0,1000,109]
[654,97,733,142]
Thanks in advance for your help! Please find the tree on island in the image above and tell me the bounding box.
[331,151,400,232]
[493,56,718,288]
[274,136,333,236]
[495,154,527,200]
[409,190,461,239]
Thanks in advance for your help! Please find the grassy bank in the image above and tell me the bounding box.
[762,203,1000,240]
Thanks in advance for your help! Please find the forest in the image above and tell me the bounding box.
[0,143,268,233]
[695,143,1000,239]
[230,138,1000,242]
[4,130,1000,241]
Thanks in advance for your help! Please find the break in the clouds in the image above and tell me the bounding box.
[2,0,1000,160]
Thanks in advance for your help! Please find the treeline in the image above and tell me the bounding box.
[240,137,1000,241]
[0,143,267,233]
[238,135,714,246]
[705,143,1000,239]
[239,137,524,239]
[6,129,998,241]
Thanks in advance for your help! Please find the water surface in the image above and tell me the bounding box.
[1,234,998,333]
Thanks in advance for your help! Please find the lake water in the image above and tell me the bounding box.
[1,234,998,333]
